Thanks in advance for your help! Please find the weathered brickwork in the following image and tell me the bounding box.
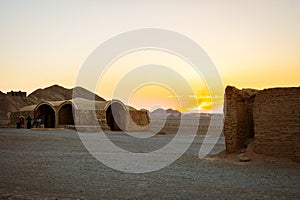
[253,87,300,162]
[127,110,150,131]
[224,86,300,162]
[223,86,257,152]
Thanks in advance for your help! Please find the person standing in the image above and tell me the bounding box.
[36,118,42,128]
[26,116,32,129]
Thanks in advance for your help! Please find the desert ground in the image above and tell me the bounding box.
[0,128,299,199]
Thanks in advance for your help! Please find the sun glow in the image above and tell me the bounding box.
[96,49,222,112]
[128,84,181,111]
[1,1,299,114]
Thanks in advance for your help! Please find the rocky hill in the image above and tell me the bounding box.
[28,85,105,102]
[0,85,105,121]
[0,92,29,120]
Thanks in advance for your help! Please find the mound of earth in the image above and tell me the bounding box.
[208,141,299,167]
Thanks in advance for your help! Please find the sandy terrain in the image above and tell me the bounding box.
[0,128,299,199]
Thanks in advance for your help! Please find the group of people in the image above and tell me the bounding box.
[16,116,42,129]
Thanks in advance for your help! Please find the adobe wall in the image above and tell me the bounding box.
[253,87,300,162]
[224,86,300,162]
[223,86,257,152]
[10,111,34,126]
[74,109,150,132]
[126,110,150,131]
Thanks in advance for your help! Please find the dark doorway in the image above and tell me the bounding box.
[58,104,74,125]
[247,95,256,139]
[35,104,55,128]
[106,102,126,131]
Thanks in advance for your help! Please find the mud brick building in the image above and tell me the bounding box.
[224,86,300,162]
[10,98,150,132]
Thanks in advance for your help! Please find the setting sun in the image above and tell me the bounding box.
[128,84,181,111]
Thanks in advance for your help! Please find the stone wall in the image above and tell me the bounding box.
[224,86,300,162]
[253,87,300,162]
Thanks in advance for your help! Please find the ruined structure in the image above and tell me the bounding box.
[223,87,257,152]
[224,86,300,162]
[10,98,150,131]
[7,91,27,97]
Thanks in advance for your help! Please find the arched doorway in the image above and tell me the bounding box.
[35,104,55,128]
[106,102,126,131]
[58,104,74,125]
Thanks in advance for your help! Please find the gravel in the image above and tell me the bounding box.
[0,128,299,199]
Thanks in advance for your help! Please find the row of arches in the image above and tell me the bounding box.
[33,101,126,131]
[106,102,126,131]
[34,103,74,128]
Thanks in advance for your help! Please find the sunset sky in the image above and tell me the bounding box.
[1,0,299,112]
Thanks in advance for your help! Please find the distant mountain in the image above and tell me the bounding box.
[166,108,181,115]
[151,108,181,116]
[0,84,105,121]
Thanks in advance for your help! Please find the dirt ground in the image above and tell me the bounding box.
[0,128,299,199]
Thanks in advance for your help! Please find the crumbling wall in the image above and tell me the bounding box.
[224,86,300,162]
[127,110,150,131]
[223,86,257,152]
[253,87,300,162]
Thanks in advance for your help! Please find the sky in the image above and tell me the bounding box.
[0,0,299,112]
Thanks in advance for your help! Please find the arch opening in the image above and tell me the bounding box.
[35,104,55,128]
[106,102,126,131]
[58,104,74,125]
